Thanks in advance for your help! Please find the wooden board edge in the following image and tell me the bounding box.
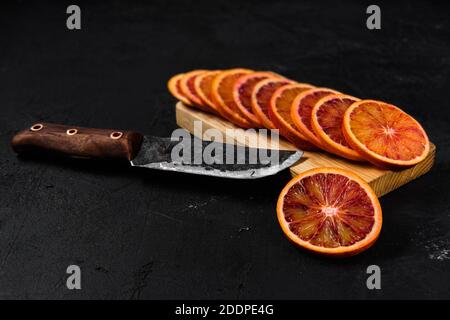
[369,144,436,197]
[290,144,436,197]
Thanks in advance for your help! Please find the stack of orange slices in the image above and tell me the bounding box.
[168,69,430,169]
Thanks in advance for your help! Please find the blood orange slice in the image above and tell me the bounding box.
[251,78,292,129]
[277,167,382,257]
[167,73,193,106]
[233,72,279,127]
[311,94,365,161]
[179,70,211,112]
[194,70,222,114]
[211,68,254,128]
[269,83,317,150]
[291,88,340,150]
[343,100,430,168]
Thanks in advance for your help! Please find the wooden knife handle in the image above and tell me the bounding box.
[11,123,143,161]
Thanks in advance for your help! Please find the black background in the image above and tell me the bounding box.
[0,0,449,299]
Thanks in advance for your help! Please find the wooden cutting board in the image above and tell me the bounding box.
[175,102,435,197]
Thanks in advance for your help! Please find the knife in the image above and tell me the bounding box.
[11,123,302,179]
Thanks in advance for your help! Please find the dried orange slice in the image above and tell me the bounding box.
[211,68,254,128]
[291,88,340,150]
[311,94,365,161]
[194,70,222,114]
[343,100,430,168]
[233,72,279,127]
[251,78,292,129]
[167,73,193,106]
[277,167,382,257]
[269,83,317,150]
[179,70,211,112]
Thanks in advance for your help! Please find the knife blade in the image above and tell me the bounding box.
[131,135,302,178]
[11,123,302,179]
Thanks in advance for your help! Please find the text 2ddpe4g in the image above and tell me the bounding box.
[219,304,274,315]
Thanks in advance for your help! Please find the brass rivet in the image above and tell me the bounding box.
[110,131,123,139]
[66,129,78,135]
[30,123,43,131]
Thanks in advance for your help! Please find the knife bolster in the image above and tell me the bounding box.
[11,123,143,161]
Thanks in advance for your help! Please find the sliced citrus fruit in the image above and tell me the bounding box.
[233,72,279,127]
[194,70,222,114]
[211,68,254,128]
[179,70,212,112]
[277,167,382,257]
[291,88,340,150]
[251,78,292,129]
[167,73,193,106]
[268,83,317,150]
[343,100,430,168]
[311,94,365,161]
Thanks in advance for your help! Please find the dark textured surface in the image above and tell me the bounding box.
[0,0,449,299]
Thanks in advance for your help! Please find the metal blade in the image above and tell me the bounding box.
[130,135,302,179]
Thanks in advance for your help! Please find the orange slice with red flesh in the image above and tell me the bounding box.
[291,88,340,150]
[233,72,279,127]
[311,94,365,161]
[179,70,211,112]
[277,167,382,257]
[269,83,318,150]
[194,70,222,114]
[211,68,254,128]
[167,73,193,106]
[343,100,430,168]
[251,78,292,129]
